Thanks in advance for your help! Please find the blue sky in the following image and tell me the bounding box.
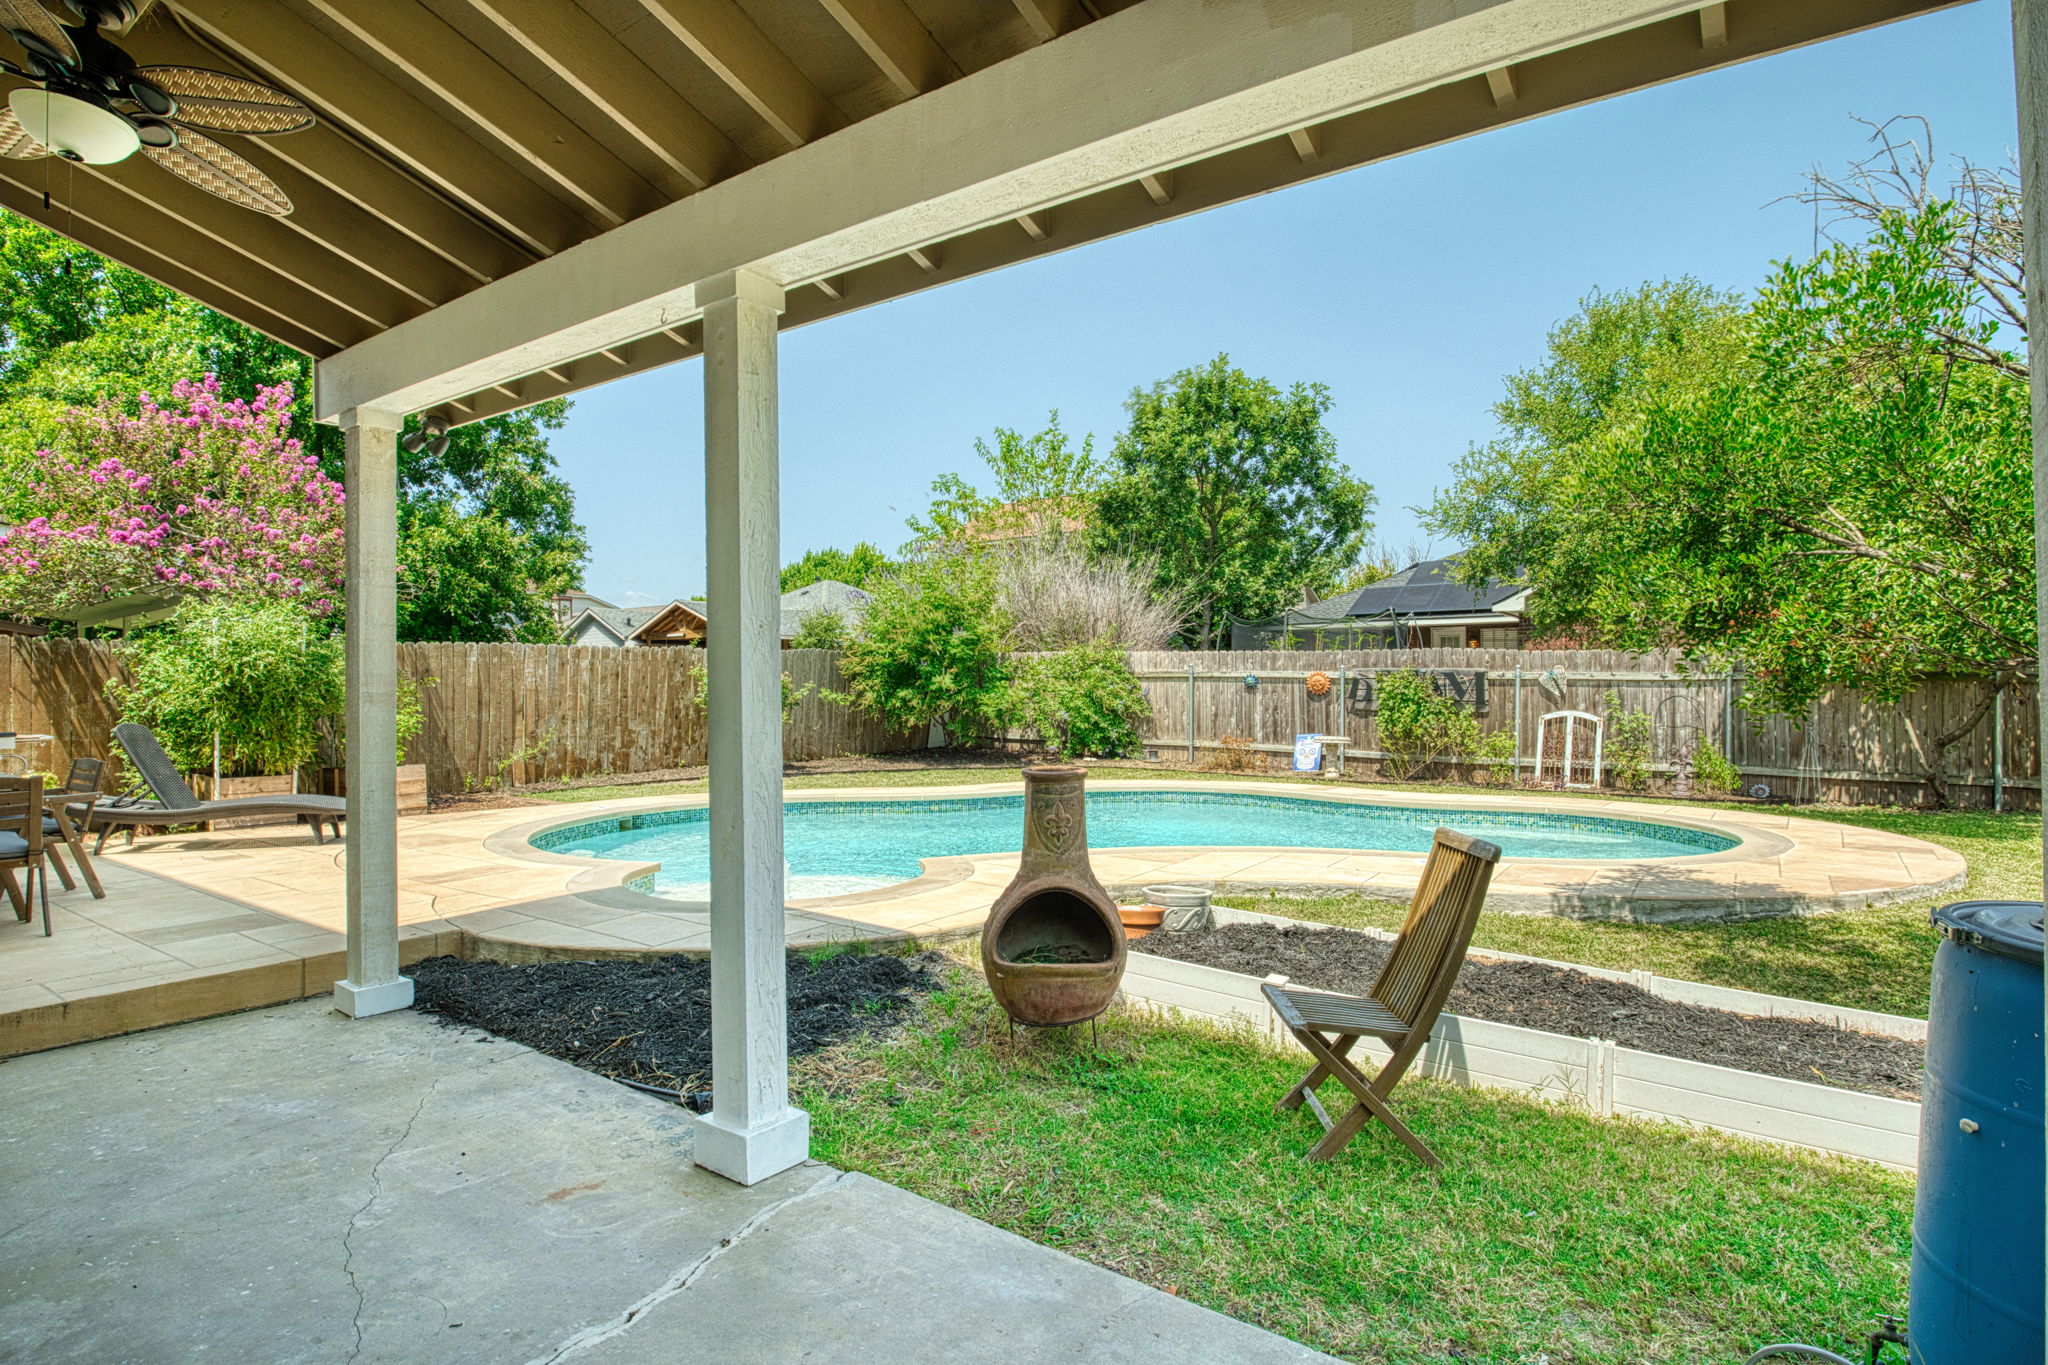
[549,0,2020,607]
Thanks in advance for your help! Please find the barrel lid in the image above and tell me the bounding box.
[1932,900,2045,963]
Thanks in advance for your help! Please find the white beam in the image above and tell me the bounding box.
[1287,125,1322,161]
[334,406,410,1020]
[1485,66,1518,106]
[1138,170,1173,205]
[314,0,1713,420]
[692,269,808,1187]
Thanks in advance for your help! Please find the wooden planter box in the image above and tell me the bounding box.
[187,773,301,831]
[312,764,429,816]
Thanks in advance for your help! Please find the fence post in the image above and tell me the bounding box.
[1186,666,1196,765]
[1994,685,2006,813]
[1512,666,1523,780]
[1724,671,1736,764]
[1336,666,1347,776]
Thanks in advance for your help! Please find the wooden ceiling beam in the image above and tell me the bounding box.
[226,144,479,307]
[299,0,660,229]
[636,0,841,149]
[458,0,744,195]
[819,0,959,100]
[84,151,419,330]
[0,165,363,352]
[173,0,589,256]
[144,20,530,285]
[1009,0,1084,40]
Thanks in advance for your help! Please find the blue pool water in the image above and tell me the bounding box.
[532,791,1738,902]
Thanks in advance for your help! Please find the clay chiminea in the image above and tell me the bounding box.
[981,765,1127,1027]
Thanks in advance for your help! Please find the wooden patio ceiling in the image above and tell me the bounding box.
[0,0,1965,425]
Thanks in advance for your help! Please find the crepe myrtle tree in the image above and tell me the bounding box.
[0,377,345,623]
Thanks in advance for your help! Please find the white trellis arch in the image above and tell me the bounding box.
[1534,710,1604,790]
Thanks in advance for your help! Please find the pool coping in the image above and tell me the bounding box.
[476,779,1965,935]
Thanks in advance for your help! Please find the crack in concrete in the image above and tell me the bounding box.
[525,1168,851,1365]
[341,1072,444,1365]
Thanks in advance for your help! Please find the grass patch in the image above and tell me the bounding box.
[805,960,1911,1365]
[527,763,2037,1017]
[1255,806,2038,1019]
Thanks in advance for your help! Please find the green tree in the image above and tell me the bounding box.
[0,211,587,642]
[780,542,889,592]
[1429,178,2030,801]
[1421,278,1745,605]
[1091,356,1372,648]
[832,549,1012,746]
[907,410,1104,546]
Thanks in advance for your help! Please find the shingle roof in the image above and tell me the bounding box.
[779,580,870,638]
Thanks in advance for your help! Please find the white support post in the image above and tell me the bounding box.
[334,407,412,1019]
[694,268,809,1186]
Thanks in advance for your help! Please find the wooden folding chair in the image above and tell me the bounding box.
[1261,826,1501,1168]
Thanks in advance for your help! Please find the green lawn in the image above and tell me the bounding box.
[806,955,1912,1365]
[528,763,2038,1017]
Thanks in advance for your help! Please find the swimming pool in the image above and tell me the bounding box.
[531,790,1740,902]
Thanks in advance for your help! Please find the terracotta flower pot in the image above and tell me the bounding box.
[1120,905,1165,940]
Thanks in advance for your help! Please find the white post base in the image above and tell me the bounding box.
[693,1107,812,1186]
[332,976,415,1018]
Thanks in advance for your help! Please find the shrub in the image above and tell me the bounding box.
[832,549,1012,746]
[111,600,344,777]
[1204,735,1266,774]
[1604,691,1655,791]
[1374,670,1511,781]
[995,541,1185,651]
[788,608,853,650]
[1012,641,1149,760]
[1690,732,1741,795]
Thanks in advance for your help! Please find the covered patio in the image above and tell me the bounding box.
[0,0,2034,1307]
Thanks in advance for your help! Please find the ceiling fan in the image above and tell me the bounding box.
[0,0,312,215]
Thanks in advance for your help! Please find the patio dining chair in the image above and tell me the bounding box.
[0,774,54,936]
[1261,826,1500,1169]
[92,723,345,853]
[42,757,105,899]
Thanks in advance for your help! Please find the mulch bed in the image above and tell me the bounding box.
[408,950,943,1090]
[1137,922,1924,1100]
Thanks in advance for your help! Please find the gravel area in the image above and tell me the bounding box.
[1137,922,1924,1099]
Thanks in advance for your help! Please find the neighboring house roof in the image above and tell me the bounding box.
[567,583,869,644]
[779,580,870,638]
[1292,557,1529,625]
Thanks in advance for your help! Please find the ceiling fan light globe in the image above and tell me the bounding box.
[8,88,137,164]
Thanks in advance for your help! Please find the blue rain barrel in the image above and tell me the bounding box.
[1911,900,2044,1365]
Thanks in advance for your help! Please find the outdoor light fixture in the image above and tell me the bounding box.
[8,86,138,163]
[401,413,452,460]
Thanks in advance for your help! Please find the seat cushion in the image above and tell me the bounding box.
[0,831,29,861]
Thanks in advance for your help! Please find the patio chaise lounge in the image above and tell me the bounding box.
[91,723,347,853]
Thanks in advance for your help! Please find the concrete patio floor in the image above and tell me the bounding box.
[0,998,1338,1364]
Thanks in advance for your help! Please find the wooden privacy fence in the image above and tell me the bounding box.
[1126,648,2040,810]
[5,636,2034,807]
[0,639,918,795]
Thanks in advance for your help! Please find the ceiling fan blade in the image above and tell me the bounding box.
[127,66,312,134]
[0,0,75,66]
[0,105,51,158]
[144,126,292,215]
